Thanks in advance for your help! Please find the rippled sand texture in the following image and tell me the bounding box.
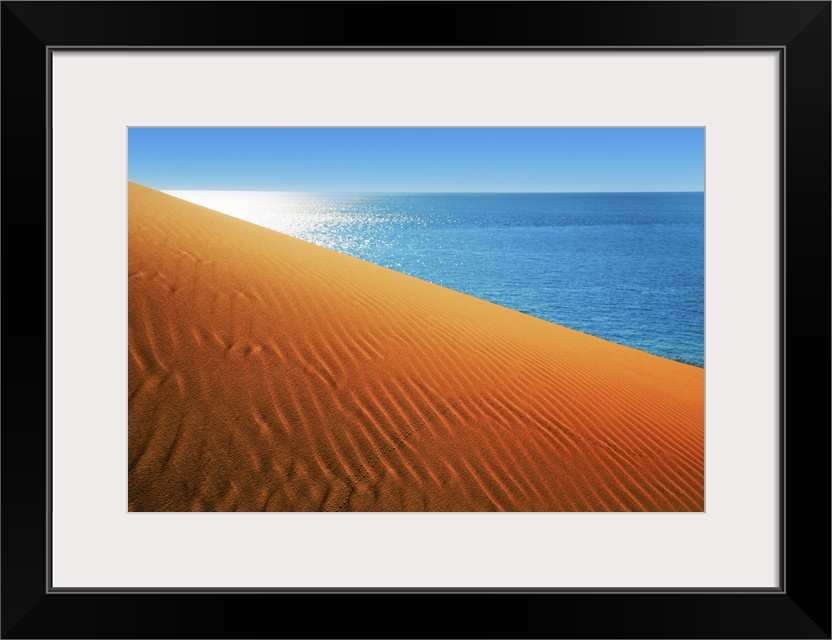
[128,182,704,511]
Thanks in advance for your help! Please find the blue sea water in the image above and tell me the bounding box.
[165,191,704,367]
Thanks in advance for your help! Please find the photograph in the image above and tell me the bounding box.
[128,127,705,512]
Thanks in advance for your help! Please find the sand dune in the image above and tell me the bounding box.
[128,182,704,511]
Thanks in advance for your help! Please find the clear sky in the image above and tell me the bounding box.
[128,128,704,193]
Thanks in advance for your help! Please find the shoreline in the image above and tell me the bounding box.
[159,188,705,367]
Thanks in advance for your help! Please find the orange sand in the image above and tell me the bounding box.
[128,182,704,511]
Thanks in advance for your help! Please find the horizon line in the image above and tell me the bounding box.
[156,187,705,195]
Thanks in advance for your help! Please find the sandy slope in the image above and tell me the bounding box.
[128,182,704,511]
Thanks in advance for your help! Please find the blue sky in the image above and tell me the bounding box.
[128,128,704,193]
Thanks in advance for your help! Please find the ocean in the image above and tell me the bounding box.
[164,191,704,367]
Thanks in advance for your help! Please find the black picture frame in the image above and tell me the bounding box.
[2,2,829,638]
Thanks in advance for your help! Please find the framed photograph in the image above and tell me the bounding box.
[3,2,829,638]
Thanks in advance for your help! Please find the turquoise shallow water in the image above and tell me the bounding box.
[165,191,704,367]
